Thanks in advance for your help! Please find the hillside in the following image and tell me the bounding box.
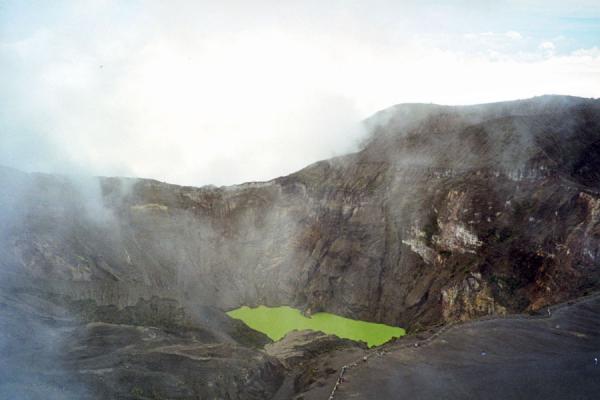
[1,95,599,398]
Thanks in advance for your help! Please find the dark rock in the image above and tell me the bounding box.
[2,95,600,398]
[0,286,284,399]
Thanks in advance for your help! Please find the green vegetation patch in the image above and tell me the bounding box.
[227,305,405,348]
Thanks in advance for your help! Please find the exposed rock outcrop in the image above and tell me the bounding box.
[1,95,600,398]
[2,96,600,329]
[265,330,363,369]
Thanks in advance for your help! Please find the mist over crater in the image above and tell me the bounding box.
[2,95,600,398]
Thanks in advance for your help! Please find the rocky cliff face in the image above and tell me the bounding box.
[2,95,600,398]
[3,95,599,331]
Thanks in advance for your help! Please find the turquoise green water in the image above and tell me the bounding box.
[227,305,405,348]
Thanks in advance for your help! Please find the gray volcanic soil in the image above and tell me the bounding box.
[0,282,283,399]
[300,294,600,400]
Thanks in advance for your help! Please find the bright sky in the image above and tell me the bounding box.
[1,0,599,186]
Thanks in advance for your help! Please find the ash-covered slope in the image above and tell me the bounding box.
[0,283,283,399]
[1,95,600,398]
[299,293,600,400]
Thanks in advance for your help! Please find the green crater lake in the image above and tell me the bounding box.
[227,305,405,348]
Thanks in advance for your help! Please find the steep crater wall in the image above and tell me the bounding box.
[1,95,600,332]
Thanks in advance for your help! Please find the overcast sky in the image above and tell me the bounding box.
[1,0,599,186]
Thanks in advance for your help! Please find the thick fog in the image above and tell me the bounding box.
[1,0,599,186]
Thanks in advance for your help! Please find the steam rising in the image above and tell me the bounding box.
[0,1,599,398]
[1,1,599,186]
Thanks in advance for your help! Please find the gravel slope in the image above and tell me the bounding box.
[323,294,600,400]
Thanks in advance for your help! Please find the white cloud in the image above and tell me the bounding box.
[540,41,556,50]
[505,31,523,40]
[0,1,599,186]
